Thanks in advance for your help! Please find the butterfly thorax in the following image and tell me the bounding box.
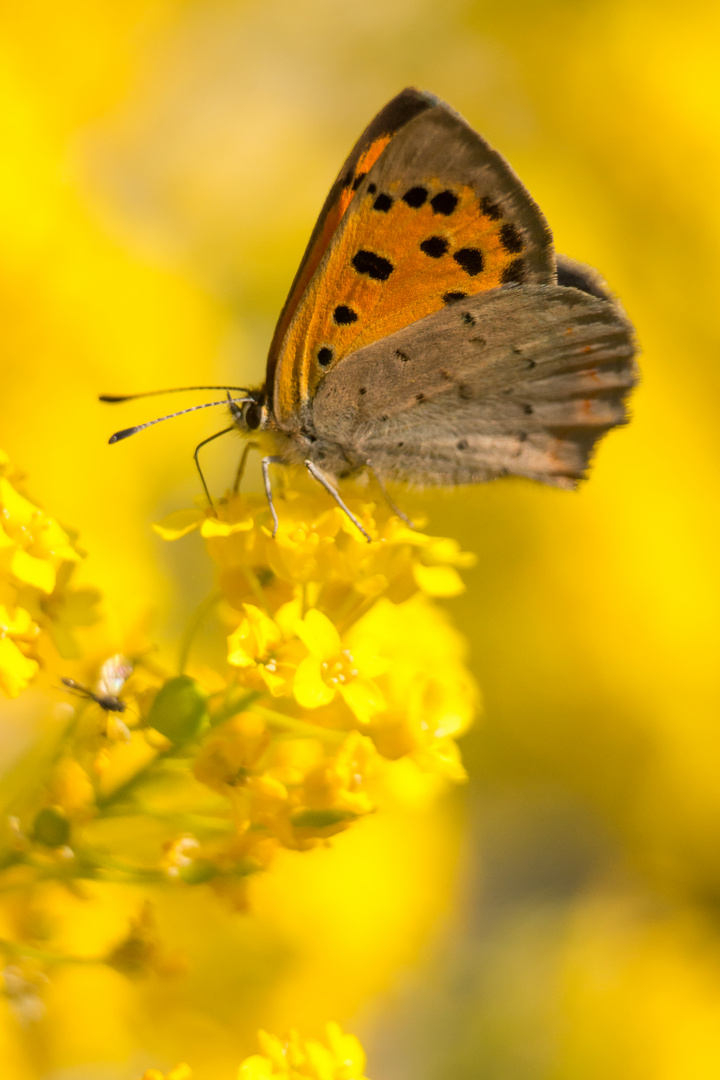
[229,387,357,478]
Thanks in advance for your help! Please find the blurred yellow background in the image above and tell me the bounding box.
[2,0,720,1077]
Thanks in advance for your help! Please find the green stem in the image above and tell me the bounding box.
[95,746,174,812]
[251,705,346,743]
[0,937,98,966]
[208,688,260,727]
[178,591,220,674]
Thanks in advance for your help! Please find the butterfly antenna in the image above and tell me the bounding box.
[100,386,250,403]
[108,398,252,444]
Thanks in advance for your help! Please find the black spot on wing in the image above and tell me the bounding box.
[453,247,484,276]
[443,291,467,304]
[501,257,526,284]
[367,182,377,194]
[373,192,393,212]
[333,305,358,325]
[480,197,502,220]
[402,186,428,208]
[430,190,458,215]
[420,236,448,258]
[352,172,367,191]
[352,250,394,281]
[317,347,333,367]
[499,223,524,253]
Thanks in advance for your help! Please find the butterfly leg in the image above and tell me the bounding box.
[365,459,415,529]
[194,426,235,510]
[262,455,284,538]
[233,440,259,495]
[304,460,372,542]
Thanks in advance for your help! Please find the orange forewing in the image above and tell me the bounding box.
[264,89,437,406]
[275,180,528,420]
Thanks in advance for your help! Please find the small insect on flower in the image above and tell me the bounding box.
[61,654,133,713]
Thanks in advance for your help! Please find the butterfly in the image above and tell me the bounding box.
[104,88,638,539]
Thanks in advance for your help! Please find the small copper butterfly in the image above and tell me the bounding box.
[104,89,638,539]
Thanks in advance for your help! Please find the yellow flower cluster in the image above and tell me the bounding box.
[0,475,477,965]
[138,1023,368,1080]
[239,1023,368,1080]
[159,489,476,773]
[150,489,477,891]
[0,448,99,696]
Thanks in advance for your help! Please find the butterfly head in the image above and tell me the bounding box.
[227,388,268,434]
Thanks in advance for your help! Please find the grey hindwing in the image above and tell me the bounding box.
[311,284,639,489]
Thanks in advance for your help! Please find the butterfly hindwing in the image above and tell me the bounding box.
[271,95,555,428]
[311,284,638,489]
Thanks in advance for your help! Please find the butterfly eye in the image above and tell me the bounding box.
[243,401,262,430]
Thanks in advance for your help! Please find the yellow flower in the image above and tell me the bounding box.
[239,1023,369,1080]
[137,1025,368,1080]
[357,596,478,781]
[293,609,387,725]
[192,713,375,852]
[106,902,184,978]
[193,712,271,795]
[156,489,475,617]
[0,451,99,696]
[297,732,377,826]
[227,602,304,696]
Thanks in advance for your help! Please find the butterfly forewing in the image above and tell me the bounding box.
[265,88,437,403]
[271,98,555,429]
[311,284,638,488]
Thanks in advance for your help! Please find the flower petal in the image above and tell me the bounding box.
[0,636,39,697]
[11,548,55,593]
[295,608,341,660]
[0,478,40,529]
[237,1056,273,1079]
[201,515,253,538]
[0,604,34,636]
[294,656,336,709]
[152,509,204,540]
[339,678,386,725]
[227,620,256,668]
[413,563,465,597]
[242,604,281,657]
